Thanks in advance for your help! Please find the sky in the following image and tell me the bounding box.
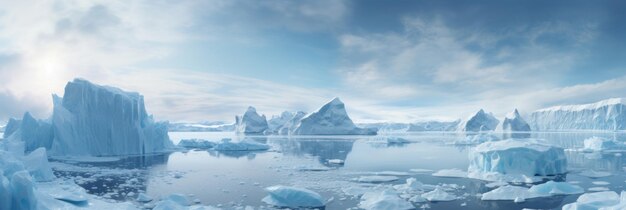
[1,0,626,123]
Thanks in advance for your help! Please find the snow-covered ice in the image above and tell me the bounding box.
[528,181,584,195]
[562,191,625,210]
[468,139,567,182]
[529,98,626,131]
[461,109,500,132]
[358,190,414,210]
[261,185,325,208]
[291,97,377,135]
[421,187,457,201]
[432,169,468,178]
[582,136,624,152]
[177,139,216,149]
[213,139,270,151]
[235,106,269,134]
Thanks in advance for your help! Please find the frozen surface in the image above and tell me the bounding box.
[582,136,623,151]
[213,139,270,151]
[461,109,500,132]
[422,187,457,201]
[359,190,414,210]
[468,139,567,182]
[291,97,377,135]
[528,181,584,195]
[261,185,325,208]
[502,109,531,132]
[177,139,216,149]
[267,111,294,134]
[529,98,626,131]
[235,107,269,134]
[562,191,623,210]
[3,112,53,153]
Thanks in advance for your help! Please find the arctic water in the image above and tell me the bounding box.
[40,132,626,209]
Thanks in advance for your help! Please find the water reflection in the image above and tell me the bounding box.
[272,137,355,167]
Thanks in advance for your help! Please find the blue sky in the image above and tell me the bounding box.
[1,0,626,123]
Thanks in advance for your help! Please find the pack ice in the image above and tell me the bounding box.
[529,98,626,131]
[468,139,567,182]
[5,78,174,156]
[235,106,269,134]
[461,109,499,132]
[291,97,377,135]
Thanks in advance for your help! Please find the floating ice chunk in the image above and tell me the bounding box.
[409,169,434,173]
[213,139,270,151]
[461,109,500,132]
[485,181,508,188]
[579,170,612,178]
[481,185,540,201]
[0,175,10,210]
[562,191,621,210]
[291,97,377,135]
[393,178,435,192]
[137,193,153,202]
[528,181,584,195]
[422,187,457,201]
[593,181,611,186]
[164,194,192,206]
[356,176,399,183]
[10,171,38,210]
[358,190,414,210]
[36,180,88,204]
[261,185,325,208]
[22,148,55,182]
[589,187,611,192]
[468,139,567,182]
[583,137,623,152]
[178,139,216,149]
[235,107,269,134]
[432,168,467,178]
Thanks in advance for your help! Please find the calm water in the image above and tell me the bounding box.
[50,132,626,209]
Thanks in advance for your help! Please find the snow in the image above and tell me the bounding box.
[356,176,399,183]
[461,109,500,132]
[529,98,626,131]
[468,139,567,182]
[213,139,270,151]
[562,191,622,210]
[261,185,325,208]
[235,106,269,134]
[358,190,414,210]
[432,169,468,178]
[291,97,377,135]
[177,139,216,149]
[502,109,531,132]
[421,187,457,201]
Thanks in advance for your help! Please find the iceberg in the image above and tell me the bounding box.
[213,139,270,151]
[528,181,584,195]
[177,139,216,149]
[562,191,623,210]
[235,106,269,134]
[421,187,457,201]
[461,109,500,132]
[3,112,54,153]
[277,111,307,135]
[407,120,460,132]
[583,137,624,152]
[529,98,626,131]
[261,185,325,208]
[291,97,377,135]
[501,109,531,135]
[358,190,414,210]
[22,148,55,182]
[355,176,399,183]
[468,139,567,182]
[267,111,294,133]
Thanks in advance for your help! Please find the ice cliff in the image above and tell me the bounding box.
[529,98,626,131]
[5,78,174,156]
[461,109,500,132]
[235,106,269,134]
[291,97,377,135]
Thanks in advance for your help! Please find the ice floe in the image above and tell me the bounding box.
[261,185,325,208]
[356,176,399,183]
[178,139,216,149]
[213,139,270,151]
[562,191,625,210]
[235,106,269,135]
[421,187,457,201]
[359,190,414,210]
[432,168,467,178]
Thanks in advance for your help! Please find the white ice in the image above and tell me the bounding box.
[529,98,626,131]
[213,139,270,151]
[177,139,216,149]
[290,97,377,135]
[355,176,399,183]
[421,187,457,201]
[562,191,626,210]
[358,190,414,210]
[432,168,468,178]
[235,106,269,134]
[261,185,325,208]
[461,109,500,132]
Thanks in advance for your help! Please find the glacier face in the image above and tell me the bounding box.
[235,107,269,134]
[6,79,173,156]
[461,109,500,132]
[291,98,377,135]
[529,98,626,131]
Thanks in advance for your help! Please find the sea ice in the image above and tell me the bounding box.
[261,185,325,208]
[583,137,623,152]
[235,106,269,134]
[461,109,500,132]
[528,181,584,195]
[358,190,414,210]
[137,193,153,202]
[421,187,457,201]
[291,97,377,135]
[432,168,468,178]
[468,139,567,182]
[177,139,216,149]
[481,185,541,201]
[356,176,399,183]
[22,148,55,182]
[213,139,270,151]
[579,170,612,178]
[562,191,622,210]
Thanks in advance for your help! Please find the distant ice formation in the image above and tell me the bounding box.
[235,106,269,134]
[291,97,377,135]
[461,109,500,132]
[407,120,460,132]
[529,98,626,131]
[5,79,174,157]
[262,185,325,208]
[502,109,531,132]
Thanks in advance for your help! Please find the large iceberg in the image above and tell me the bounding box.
[6,78,174,156]
[468,139,567,182]
[562,191,626,210]
[461,109,500,132]
[529,98,626,131]
[277,111,307,135]
[501,109,531,132]
[267,111,294,134]
[235,106,269,134]
[291,97,377,135]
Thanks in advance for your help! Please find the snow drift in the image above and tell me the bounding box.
[529,98,626,131]
[291,97,377,135]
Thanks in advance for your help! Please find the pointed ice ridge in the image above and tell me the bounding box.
[291,97,377,135]
[235,106,269,134]
[502,109,531,132]
[461,109,500,132]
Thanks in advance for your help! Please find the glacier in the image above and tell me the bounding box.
[461,109,500,132]
[235,106,269,134]
[468,139,567,182]
[529,98,626,131]
[6,79,174,156]
[291,97,377,135]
